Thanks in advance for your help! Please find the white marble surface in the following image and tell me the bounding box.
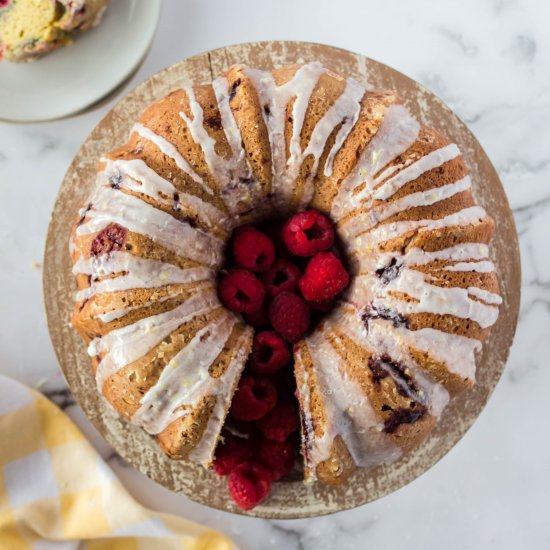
[1,0,549,547]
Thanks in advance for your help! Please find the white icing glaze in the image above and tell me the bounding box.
[348,205,487,244]
[178,81,270,218]
[76,185,223,267]
[187,328,253,466]
[399,243,490,267]
[245,64,366,210]
[296,77,365,205]
[467,287,503,305]
[323,79,364,177]
[73,251,212,302]
[180,87,231,188]
[344,176,472,233]
[444,260,495,273]
[380,321,479,381]
[211,76,248,166]
[245,62,327,210]
[91,287,221,388]
[372,143,461,201]
[372,267,499,329]
[132,312,237,435]
[337,308,449,415]
[95,294,177,324]
[365,320,450,416]
[72,63,502,475]
[336,142,463,233]
[300,327,401,471]
[101,158,231,231]
[132,123,213,196]
[331,104,420,220]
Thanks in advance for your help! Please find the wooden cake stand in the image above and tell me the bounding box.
[43,41,521,518]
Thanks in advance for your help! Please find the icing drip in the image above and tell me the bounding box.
[188,328,253,466]
[467,287,503,305]
[132,312,237,435]
[345,176,472,233]
[245,62,326,210]
[296,77,365,205]
[132,123,213,196]
[396,243,490,267]
[336,142,463,232]
[91,287,221,388]
[76,185,223,268]
[369,267,499,329]
[95,294,175,324]
[101,158,231,232]
[180,86,231,186]
[184,78,268,217]
[73,251,212,302]
[323,79,364,177]
[300,326,401,470]
[331,104,420,220]
[372,144,461,201]
[338,307,449,415]
[385,323,480,381]
[245,65,366,209]
[444,260,495,273]
[212,77,248,166]
[349,205,487,245]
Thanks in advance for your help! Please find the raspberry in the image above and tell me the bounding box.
[299,252,349,301]
[232,226,275,273]
[257,438,295,481]
[243,304,269,328]
[257,400,299,443]
[262,259,302,299]
[282,210,334,257]
[227,461,271,510]
[90,223,128,256]
[268,291,310,343]
[250,331,290,374]
[230,375,277,421]
[213,433,254,476]
[218,269,265,314]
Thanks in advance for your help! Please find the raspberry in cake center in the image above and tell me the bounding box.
[214,209,350,510]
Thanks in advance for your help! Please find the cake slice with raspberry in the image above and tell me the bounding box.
[213,211,351,508]
[0,0,108,62]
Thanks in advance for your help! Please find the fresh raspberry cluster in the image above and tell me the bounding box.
[218,210,349,341]
[213,331,299,510]
[215,210,350,510]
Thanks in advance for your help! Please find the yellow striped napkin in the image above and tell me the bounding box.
[0,374,236,550]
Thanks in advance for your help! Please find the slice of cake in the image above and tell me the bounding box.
[0,0,108,62]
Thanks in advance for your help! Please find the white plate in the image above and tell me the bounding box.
[0,0,161,123]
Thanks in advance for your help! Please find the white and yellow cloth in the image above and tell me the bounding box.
[0,374,236,550]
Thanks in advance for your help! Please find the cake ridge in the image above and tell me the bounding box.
[132,123,213,195]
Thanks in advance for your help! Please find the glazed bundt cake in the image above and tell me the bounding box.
[70,61,501,485]
[0,0,108,62]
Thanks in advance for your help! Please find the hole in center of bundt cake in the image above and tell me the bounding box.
[213,210,350,509]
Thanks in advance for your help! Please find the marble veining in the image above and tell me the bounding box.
[0,0,548,548]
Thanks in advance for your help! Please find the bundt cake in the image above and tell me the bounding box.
[70,61,502,487]
[0,0,108,62]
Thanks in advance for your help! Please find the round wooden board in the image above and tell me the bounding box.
[43,41,521,519]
